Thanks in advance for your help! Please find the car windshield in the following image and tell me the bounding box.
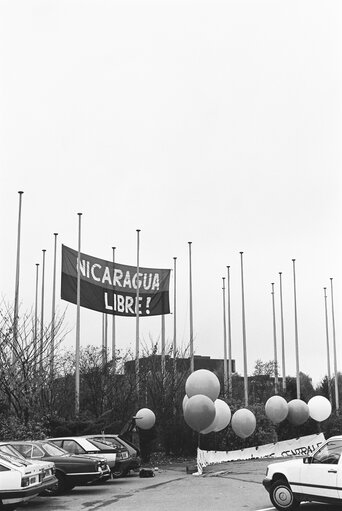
[41,442,69,456]
[0,444,25,460]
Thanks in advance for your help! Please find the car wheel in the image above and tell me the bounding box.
[43,471,72,496]
[112,468,126,479]
[270,479,300,511]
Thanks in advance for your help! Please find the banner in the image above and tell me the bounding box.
[197,433,325,474]
[61,245,171,317]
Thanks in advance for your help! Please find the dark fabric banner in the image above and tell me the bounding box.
[61,245,171,317]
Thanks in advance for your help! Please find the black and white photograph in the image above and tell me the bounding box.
[0,1,341,510]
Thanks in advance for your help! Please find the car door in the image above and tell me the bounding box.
[300,439,342,500]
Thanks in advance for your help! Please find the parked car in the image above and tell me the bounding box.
[85,434,141,476]
[0,452,57,510]
[0,443,55,494]
[7,440,110,495]
[48,436,117,474]
[263,435,342,510]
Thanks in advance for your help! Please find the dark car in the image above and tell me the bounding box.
[85,434,141,476]
[6,441,110,495]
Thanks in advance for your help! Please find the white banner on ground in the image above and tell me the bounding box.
[197,433,325,474]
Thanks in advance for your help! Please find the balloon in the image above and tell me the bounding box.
[185,369,220,402]
[213,399,231,432]
[231,409,256,439]
[287,399,309,426]
[135,408,156,430]
[265,396,288,424]
[308,396,332,422]
[184,394,216,432]
[182,395,189,413]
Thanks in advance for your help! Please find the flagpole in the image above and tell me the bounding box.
[173,256,177,379]
[222,277,228,400]
[161,314,166,382]
[34,263,39,371]
[279,272,286,392]
[13,190,24,359]
[188,242,194,372]
[323,287,332,403]
[240,252,248,406]
[227,266,233,399]
[112,246,116,372]
[292,259,300,399]
[271,282,279,394]
[135,229,141,399]
[40,249,46,371]
[75,212,82,416]
[330,278,339,414]
[50,233,58,380]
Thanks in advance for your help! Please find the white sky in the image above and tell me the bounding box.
[1,0,341,386]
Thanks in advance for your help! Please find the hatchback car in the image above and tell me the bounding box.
[7,440,110,495]
[263,435,342,510]
[85,434,141,476]
[0,452,57,510]
[48,436,117,474]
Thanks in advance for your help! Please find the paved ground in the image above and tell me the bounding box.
[19,459,342,511]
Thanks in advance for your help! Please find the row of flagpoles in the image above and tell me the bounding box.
[12,191,339,416]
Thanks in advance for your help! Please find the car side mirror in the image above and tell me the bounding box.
[303,456,312,464]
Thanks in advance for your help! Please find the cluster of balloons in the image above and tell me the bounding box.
[182,369,227,433]
[134,408,156,430]
[182,369,256,438]
[265,395,332,425]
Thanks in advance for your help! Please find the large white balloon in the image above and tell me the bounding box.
[231,409,256,439]
[201,399,231,434]
[287,399,309,426]
[308,396,332,422]
[265,396,288,424]
[184,394,216,432]
[185,369,220,402]
[213,399,232,432]
[135,408,156,430]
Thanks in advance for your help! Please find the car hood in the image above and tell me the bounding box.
[268,458,303,472]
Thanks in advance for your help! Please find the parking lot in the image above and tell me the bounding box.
[17,458,342,511]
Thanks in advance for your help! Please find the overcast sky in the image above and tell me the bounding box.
[1,0,341,386]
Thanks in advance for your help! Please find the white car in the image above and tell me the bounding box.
[263,435,342,510]
[0,443,56,491]
[0,452,57,510]
[48,436,117,472]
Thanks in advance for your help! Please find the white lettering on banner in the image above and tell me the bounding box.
[196,433,326,475]
[91,263,101,281]
[104,292,144,314]
[79,259,161,291]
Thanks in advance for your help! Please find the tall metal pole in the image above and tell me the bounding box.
[222,277,228,399]
[161,314,166,382]
[227,266,233,399]
[323,287,332,403]
[50,233,58,380]
[40,249,46,371]
[188,242,194,372]
[112,246,116,372]
[135,229,141,398]
[173,257,177,379]
[240,252,248,407]
[13,190,24,358]
[75,213,82,416]
[34,263,39,370]
[292,259,300,399]
[271,282,279,394]
[279,272,286,392]
[330,278,339,413]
